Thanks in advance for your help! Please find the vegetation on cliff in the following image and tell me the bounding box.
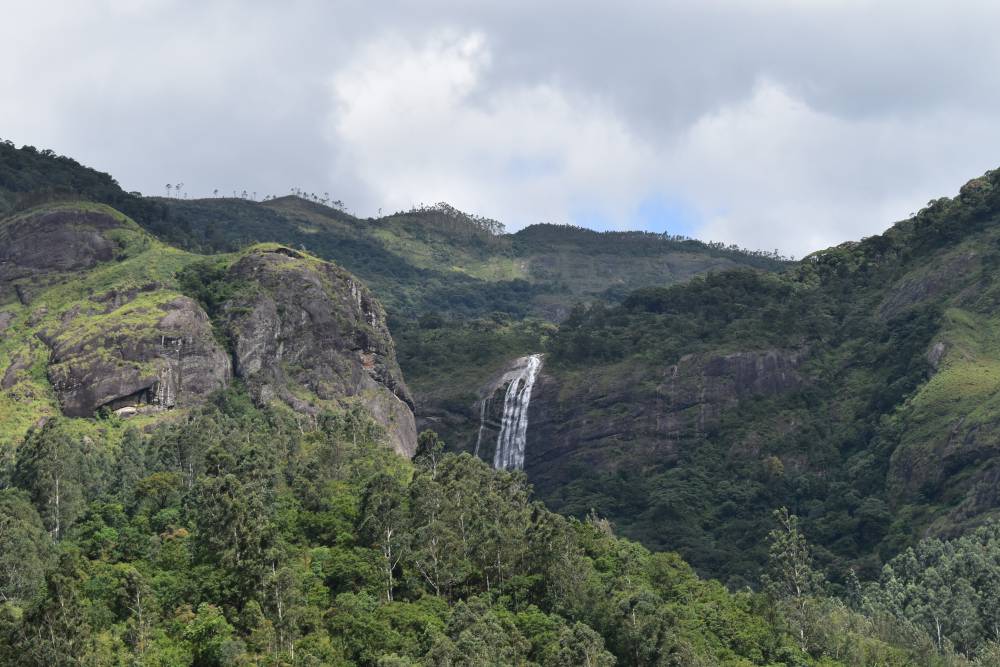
[534,169,1000,591]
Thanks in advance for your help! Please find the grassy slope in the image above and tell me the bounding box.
[159,195,785,318]
[0,199,418,457]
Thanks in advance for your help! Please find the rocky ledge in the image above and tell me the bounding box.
[0,206,144,304]
[42,294,231,417]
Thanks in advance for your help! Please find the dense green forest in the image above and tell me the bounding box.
[2,390,998,665]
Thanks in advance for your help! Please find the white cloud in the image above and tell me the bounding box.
[328,31,1000,257]
[328,31,656,227]
[668,81,1000,256]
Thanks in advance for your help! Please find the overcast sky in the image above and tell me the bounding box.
[4,1,1000,257]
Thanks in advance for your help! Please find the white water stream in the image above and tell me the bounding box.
[492,354,543,470]
[474,398,488,458]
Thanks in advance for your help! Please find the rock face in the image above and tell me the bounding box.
[0,208,131,304]
[222,247,417,457]
[1,205,418,460]
[526,348,806,497]
[877,250,978,320]
[2,348,33,390]
[658,349,806,438]
[0,205,231,420]
[43,295,231,417]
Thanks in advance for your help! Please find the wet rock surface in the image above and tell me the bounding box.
[471,355,543,467]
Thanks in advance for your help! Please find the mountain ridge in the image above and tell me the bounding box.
[517,168,1000,585]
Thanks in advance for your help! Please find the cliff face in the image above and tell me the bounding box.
[659,349,806,436]
[221,247,417,457]
[1,205,231,421]
[0,205,417,458]
[525,349,806,498]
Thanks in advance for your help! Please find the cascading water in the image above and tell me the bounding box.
[492,354,542,470]
[474,398,488,458]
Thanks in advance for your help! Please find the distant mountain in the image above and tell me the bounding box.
[0,140,785,325]
[142,194,785,321]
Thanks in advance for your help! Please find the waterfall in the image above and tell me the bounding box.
[474,398,488,458]
[493,354,542,470]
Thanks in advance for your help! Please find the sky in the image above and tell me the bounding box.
[3,1,1000,257]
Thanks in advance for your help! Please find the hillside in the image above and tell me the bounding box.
[0,140,785,323]
[139,195,784,321]
[0,140,789,486]
[516,171,1000,587]
[0,199,416,457]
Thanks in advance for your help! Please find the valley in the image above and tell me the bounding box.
[3,141,1000,664]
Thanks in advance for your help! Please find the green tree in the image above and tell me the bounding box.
[13,550,93,667]
[426,597,529,666]
[408,447,476,599]
[182,603,243,666]
[0,490,53,607]
[360,473,409,602]
[13,421,105,540]
[113,427,146,506]
[548,622,616,667]
[414,429,445,478]
[764,507,824,600]
[863,523,1000,655]
[193,435,277,603]
[762,507,826,651]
